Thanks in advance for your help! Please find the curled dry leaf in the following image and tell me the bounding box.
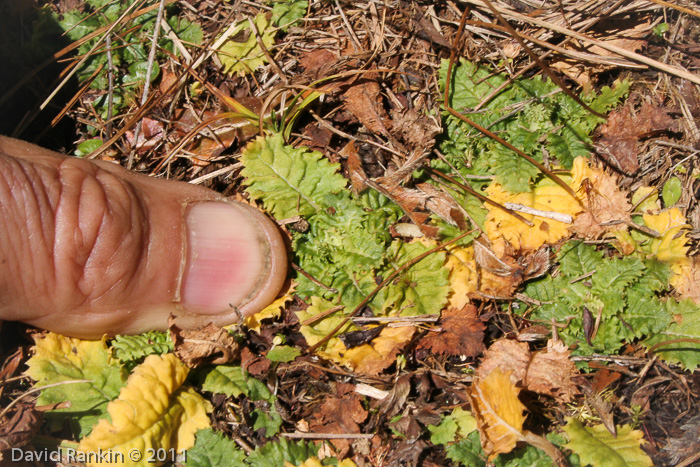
[309,383,368,457]
[467,368,527,460]
[416,304,486,359]
[169,320,239,367]
[597,102,678,175]
[477,338,580,403]
[524,340,580,402]
[0,402,42,450]
[446,241,550,307]
[570,157,633,239]
[342,80,391,137]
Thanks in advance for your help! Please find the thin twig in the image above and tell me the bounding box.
[128,0,167,169]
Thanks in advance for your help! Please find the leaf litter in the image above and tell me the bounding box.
[3,0,700,466]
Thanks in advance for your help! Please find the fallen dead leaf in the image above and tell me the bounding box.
[478,338,580,402]
[467,368,527,460]
[597,102,678,175]
[477,339,530,385]
[0,402,42,451]
[341,141,368,194]
[309,383,368,457]
[416,304,485,359]
[569,157,632,238]
[338,326,416,375]
[125,117,164,154]
[524,339,580,402]
[169,320,239,367]
[342,80,391,137]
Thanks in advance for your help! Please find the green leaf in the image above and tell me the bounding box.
[487,145,541,193]
[563,418,653,467]
[445,430,487,467]
[198,364,249,397]
[216,13,276,76]
[111,331,174,369]
[186,429,247,467]
[266,345,301,363]
[270,0,308,31]
[252,408,283,437]
[24,333,126,437]
[662,176,683,207]
[493,433,581,467]
[245,439,319,467]
[382,240,449,316]
[241,133,347,219]
[74,138,103,158]
[644,299,700,371]
[428,407,477,445]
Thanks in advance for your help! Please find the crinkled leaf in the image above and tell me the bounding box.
[111,331,173,369]
[428,407,477,445]
[78,354,211,466]
[446,430,487,467]
[241,133,347,219]
[245,439,319,467]
[185,429,246,467]
[563,418,652,467]
[484,174,581,255]
[493,433,581,467]
[198,364,249,397]
[270,0,308,30]
[644,299,700,371]
[24,333,126,437]
[486,146,541,193]
[217,14,276,76]
[382,240,449,316]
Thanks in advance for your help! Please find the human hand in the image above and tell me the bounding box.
[0,136,287,339]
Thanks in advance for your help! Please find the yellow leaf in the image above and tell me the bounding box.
[340,326,415,375]
[78,354,211,466]
[445,246,478,309]
[467,368,527,460]
[244,289,295,333]
[484,175,581,255]
[642,207,690,268]
[216,14,276,76]
[631,186,659,213]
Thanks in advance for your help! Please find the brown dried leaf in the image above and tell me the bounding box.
[299,49,339,79]
[597,102,678,175]
[342,80,391,137]
[169,320,239,367]
[309,384,368,457]
[478,338,580,403]
[524,339,580,402]
[340,141,367,194]
[416,304,486,358]
[477,339,530,384]
[125,117,164,154]
[0,402,42,450]
[241,346,271,376]
[467,368,527,460]
[570,158,633,238]
[371,180,466,238]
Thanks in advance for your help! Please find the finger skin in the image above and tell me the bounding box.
[0,136,287,338]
